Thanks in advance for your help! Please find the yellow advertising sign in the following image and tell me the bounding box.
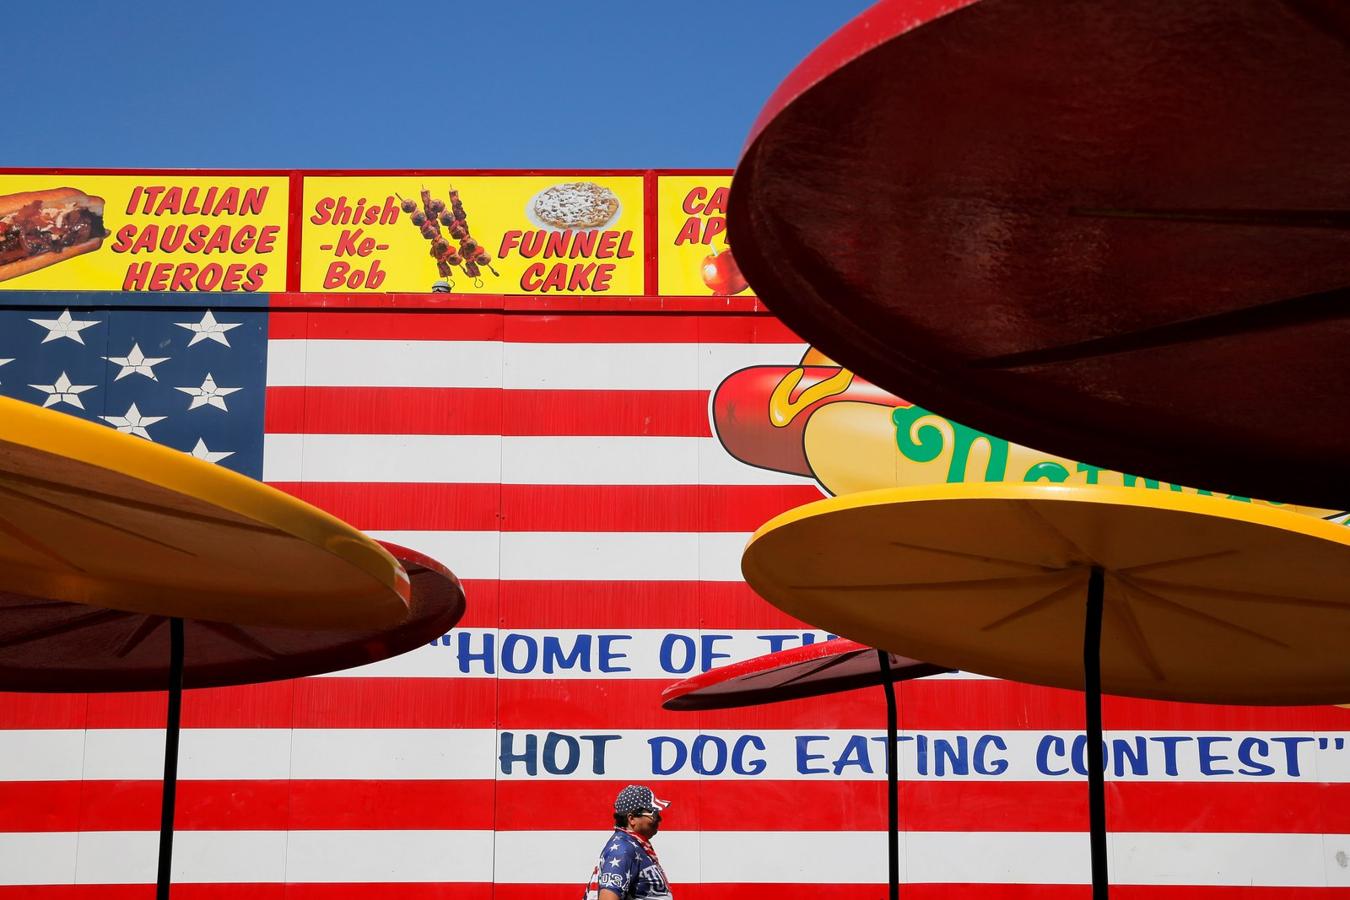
[0,174,289,292]
[300,176,645,295]
[656,175,752,297]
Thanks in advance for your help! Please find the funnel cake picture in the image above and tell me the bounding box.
[530,182,619,229]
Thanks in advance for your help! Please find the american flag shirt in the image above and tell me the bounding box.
[585,830,672,900]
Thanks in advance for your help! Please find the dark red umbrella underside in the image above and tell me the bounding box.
[731,0,1350,509]
[662,638,951,711]
[0,543,464,692]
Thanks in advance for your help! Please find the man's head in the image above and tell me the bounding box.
[613,784,670,838]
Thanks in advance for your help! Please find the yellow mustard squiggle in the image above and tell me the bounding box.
[769,366,854,428]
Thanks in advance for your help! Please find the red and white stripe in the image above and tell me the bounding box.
[4,310,1350,896]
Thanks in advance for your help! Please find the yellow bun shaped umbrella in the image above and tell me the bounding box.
[0,541,464,693]
[0,395,409,629]
[743,483,1350,706]
[742,483,1350,898]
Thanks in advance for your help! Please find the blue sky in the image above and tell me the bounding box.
[6,0,871,169]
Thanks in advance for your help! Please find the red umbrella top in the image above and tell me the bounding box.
[662,637,950,711]
[731,0,1350,509]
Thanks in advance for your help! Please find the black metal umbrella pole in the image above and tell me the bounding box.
[157,617,185,900]
[1084,567,1108,899]
[878,650,900,900]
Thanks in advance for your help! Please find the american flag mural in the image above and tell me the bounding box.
[1,291,1349,898]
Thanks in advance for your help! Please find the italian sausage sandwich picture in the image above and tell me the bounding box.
[0,188,109,282]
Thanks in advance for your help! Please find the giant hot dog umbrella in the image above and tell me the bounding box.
[739,483,1350,898]
[729,0,1350,511]
[662,639,951,900]
[0,397,466,898]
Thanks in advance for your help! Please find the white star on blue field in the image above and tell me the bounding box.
[0,301,267,478]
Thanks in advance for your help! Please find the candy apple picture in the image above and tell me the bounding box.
[701,245,749,295]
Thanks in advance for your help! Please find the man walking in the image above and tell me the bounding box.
[584,785,672,900]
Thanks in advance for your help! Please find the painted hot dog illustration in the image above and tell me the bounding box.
[712,348,1342,519]
[714,347,1027,495]
[713,348,897,483]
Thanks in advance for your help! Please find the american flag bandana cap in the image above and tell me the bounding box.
[615,784,671,816]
